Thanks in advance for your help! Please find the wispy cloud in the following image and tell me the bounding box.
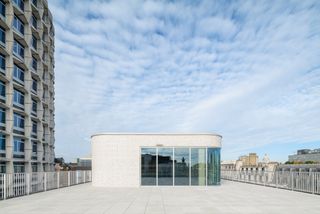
[49,0,320,161]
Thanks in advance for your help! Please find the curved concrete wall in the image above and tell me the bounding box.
[91,134,222,187]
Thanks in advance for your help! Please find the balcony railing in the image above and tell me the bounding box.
[221,170,320,195]
[0,171,92,200]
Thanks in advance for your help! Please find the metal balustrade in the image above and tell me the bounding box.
[221,170,320,195]
[0,171,92,200]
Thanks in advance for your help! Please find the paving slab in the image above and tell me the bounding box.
[0,180,319,214]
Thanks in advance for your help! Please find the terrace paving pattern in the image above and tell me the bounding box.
[0,180,319,214]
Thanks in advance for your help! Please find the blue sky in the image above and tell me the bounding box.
[48,0,320,162]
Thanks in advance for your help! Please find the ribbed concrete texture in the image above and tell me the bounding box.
[0,180,319,214]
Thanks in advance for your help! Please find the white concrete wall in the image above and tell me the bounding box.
[91,134,222,187]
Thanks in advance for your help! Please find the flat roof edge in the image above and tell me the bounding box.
[91,133,222,138]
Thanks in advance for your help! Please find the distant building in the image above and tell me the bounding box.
[221,153,279,172]
[238,153,258,166]
[76,157,92,170]
[288,149,320,163]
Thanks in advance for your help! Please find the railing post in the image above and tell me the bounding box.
[26,173,30,195]
[76,171,78,185]
[276,171,278,188]
[83,171,85,183]
[312,172,314,194]
[291,172,294,191]
[68,171,70,186]
[44,172,47,191]
[3,174,6,200]
[57,172,60,189]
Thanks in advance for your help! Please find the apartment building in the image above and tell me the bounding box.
[0,0,55,173]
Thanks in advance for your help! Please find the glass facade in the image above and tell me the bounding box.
[141,147,220,186]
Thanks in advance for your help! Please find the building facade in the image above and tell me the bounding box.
[91,133,222,187]
[0,0,55,173]
[221,154,278,172]
[288,149,320,163]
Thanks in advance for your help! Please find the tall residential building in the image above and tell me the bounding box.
[0,0,55,173]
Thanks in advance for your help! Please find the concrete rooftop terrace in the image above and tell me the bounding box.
[0,181,319,214]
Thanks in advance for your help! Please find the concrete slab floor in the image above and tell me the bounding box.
[0,180,319,214]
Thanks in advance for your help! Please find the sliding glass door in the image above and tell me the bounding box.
[174,148,189,185]
[140,147,220,186]
[141,148,157,185]
[158,148,173,186]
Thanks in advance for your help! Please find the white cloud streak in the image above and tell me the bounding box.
[48,0,320,161]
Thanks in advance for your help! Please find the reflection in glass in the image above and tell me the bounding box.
[158,148,173,185]
[141,148,157,185]
[191,148,206,186]
[207,148,221,185]
[174,148,189,185]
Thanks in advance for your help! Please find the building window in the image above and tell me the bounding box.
[0,80,5,98]
[32,0,37,7]
[31,14,37,29]
[13,40,24,59]
[32,78,37,92]
[13,15,24,35]
[0,134,5,151]
[31,163,37,172]
[32,35,37,49]
[0,0,5,18]
[32,120,37,134]
[13,137,24,153]
[0,26,5,45]
[32,99,37,113]
[32,57,37,70]
[13,64,24,83]
[12,0,24,12]
[13,112,24,130]
[13,88,24,107]
[0,107,5,124]
[0,53,5,71]
[42,89,46,100]
[32,141,37,161]
[13,162,25,173]
[0,162,5,173]
[42,144,46,160]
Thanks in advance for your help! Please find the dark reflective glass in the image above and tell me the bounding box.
[158,148,173,185]
[207,148,221,185]
[141,148,156,186]
[174,148,189,185]
[191,148,206,186]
